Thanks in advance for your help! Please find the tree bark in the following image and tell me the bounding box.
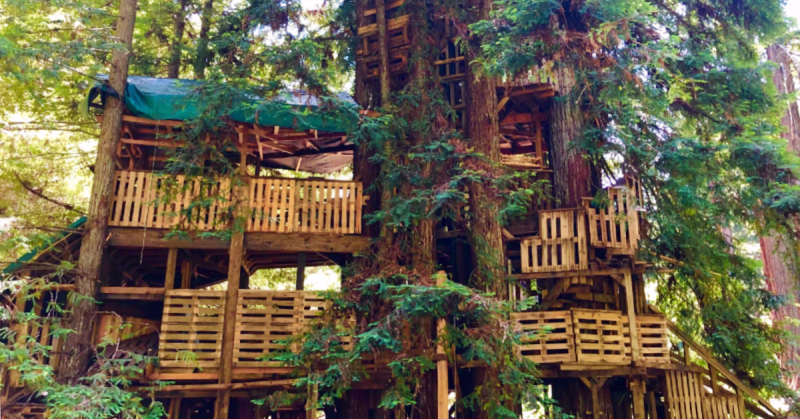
[464,0,506,298]
[353,0,382,239]
[549,65,591,207]
[194,0,214,80]
[762,44,800,390]
[166,0,190,78]
[57,0,138,382]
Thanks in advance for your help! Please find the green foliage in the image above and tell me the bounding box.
[0,277,166,418]
[473,0,800,406]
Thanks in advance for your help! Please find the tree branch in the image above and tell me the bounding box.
[13,172,86,215]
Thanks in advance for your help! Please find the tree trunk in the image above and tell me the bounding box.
[464,0,506,298]
[762,44,800,390]
[549,65,591,207]
[166,0,189,78]
[353,0,381,239]
[194,0,214,80]
[57,0,137,383]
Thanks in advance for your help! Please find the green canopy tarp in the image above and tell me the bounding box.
[2,217,86,274]
[89,76,359,133]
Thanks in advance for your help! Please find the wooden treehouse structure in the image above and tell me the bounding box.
[0,7,782,419]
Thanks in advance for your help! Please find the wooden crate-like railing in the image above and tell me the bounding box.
[108,171,364,235]
[665,371,708,419]
[233,290,329,367]
[501,154,545,170]
[572,309,629,364]
[635,315,670,363]
[158,290,226,368]
[511,311,575,363]
[705,395,744,419]
[583,186,640,252]
[520,209,588,273]
[248,179,362,234]
[108,171,233,230]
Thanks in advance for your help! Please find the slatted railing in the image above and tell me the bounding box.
[512,309,669,365]
[108,171,363,234]
[583,186,640,253]
[234,290,332,367]
[157,289,350,371]
[520,208,588,273]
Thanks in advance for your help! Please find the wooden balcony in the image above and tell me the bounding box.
[108,170,364,235]
[511,309,670,365]
[157,289,349,375]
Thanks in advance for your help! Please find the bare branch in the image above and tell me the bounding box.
[12,172,87,216]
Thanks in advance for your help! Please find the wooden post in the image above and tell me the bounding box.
[683,343,691,365]
[296,252,306,291]
[214,152,248,419]
[647,391,658,419]
[709,365,718,394]
[57,0,138,381]
[306,383,318,419]
[165,248,178,290]
[181,261,192,289]
[624,271,640,361]
[580,377,609,419]
[435,271,449,419]
[631,377,646,419]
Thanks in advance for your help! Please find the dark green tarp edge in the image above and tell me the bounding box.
[88,76,360,133]
[2,217,87,274]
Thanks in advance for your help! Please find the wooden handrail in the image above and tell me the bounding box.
[650,304,779,417]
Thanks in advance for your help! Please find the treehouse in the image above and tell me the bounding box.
[0,44,780,419]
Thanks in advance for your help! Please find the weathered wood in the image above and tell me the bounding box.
[165,248,178,290]
[511,310,576,363]
[58,0,138,383]
[541,278,571,311]
[108,228,370,253]
[624,272,640,361]
[215,154,248,419]
[632,377,646,419]
[296,252,306,291]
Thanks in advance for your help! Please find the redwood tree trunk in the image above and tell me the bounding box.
[549,65,591,207]
[464,0,507,299]
[194,0,214,79]
[762,44,800,390]
[166,0,189,78]
[58,0,137,382]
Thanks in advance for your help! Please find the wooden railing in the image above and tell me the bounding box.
[511,309,669,365]
[583,186,640,253]
[108,171,363,235]
[659,309,779,419]
[520,208,588,273]
[501,154,545,170]
[157,289,338,370]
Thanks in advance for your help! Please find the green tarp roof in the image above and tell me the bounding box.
[2,217,87,274]
[89,76,359,133]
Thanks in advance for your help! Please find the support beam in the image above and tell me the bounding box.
[435,271,449,419]
[647,391,657,419]
[108,228,371,254]
[164,248,178,290]
[541,277,570,310]
[624,271,640,361]
[296,252,306,291]
[631,377,646,419]
[579,376,608,419]
[181,261,192,289]
[214,153,248,419]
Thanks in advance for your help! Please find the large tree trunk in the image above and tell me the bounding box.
[166,0,189,78]
[549,65,591,207]
[762,44,800,390]
[57,0,137,383]
[353,0,381,239]
[464,0,506,299]
[194,0,214,79]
